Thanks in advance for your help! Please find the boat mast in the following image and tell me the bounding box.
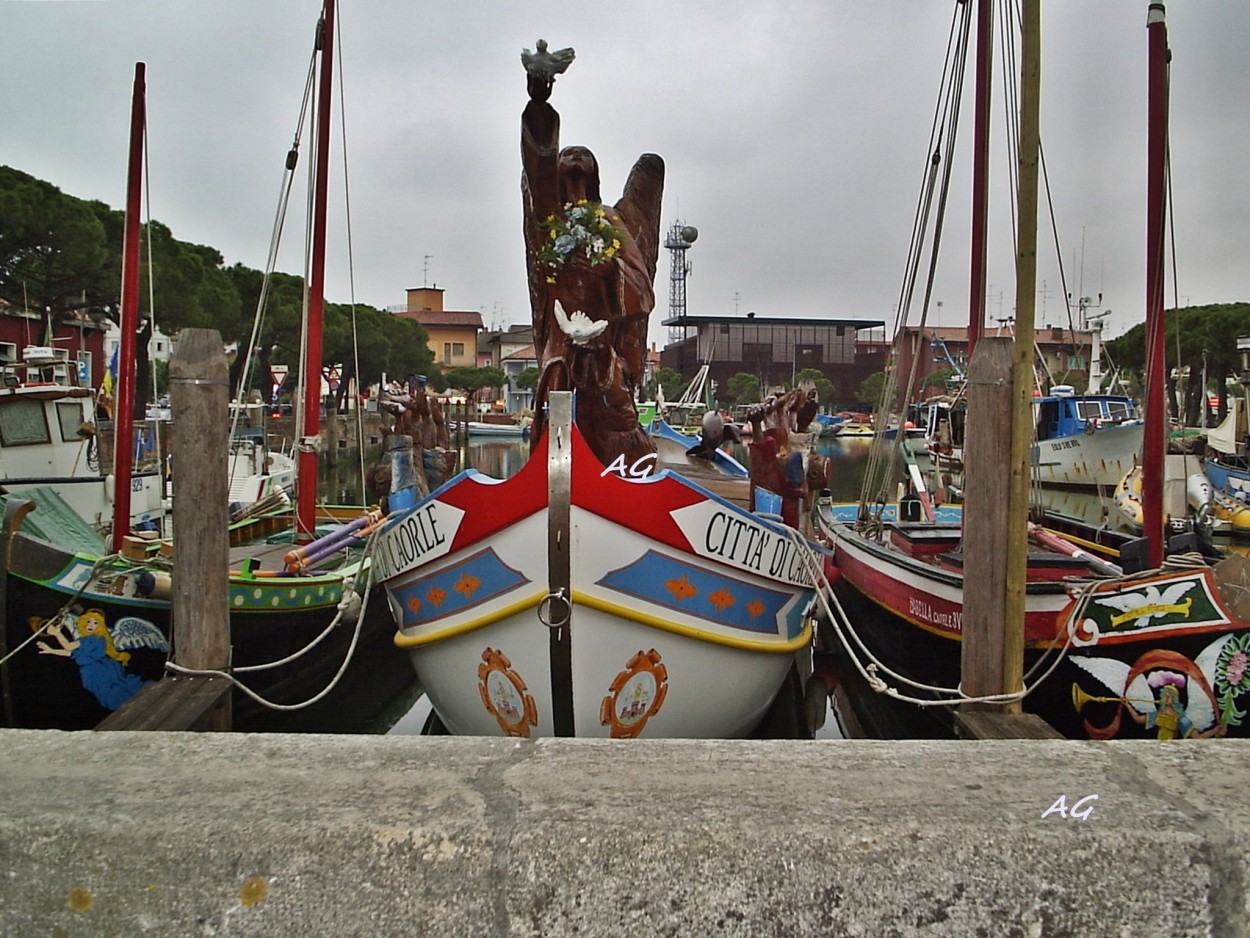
[1143,2,1169,567]
[966,0,994,359]
[112,62,145,552]
[296,0,335,540]
[1003,0,1041,709]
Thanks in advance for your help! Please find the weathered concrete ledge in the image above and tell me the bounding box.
[1,730,1247,936]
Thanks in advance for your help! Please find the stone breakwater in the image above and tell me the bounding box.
[1,730,1247,936]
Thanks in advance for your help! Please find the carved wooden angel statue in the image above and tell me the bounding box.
[520,39,665,472]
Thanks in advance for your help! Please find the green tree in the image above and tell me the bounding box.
[724,371,762,405]
[443,366,506,392]
[0,166,113,314]
[1104,302,1250,425]
[647,367,685,401]
[515,367,539,391]
[922,367,957,393]
[856,371,887,407]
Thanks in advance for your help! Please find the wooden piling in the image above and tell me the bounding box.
[960,336,1014,711]
[98,329,232,731]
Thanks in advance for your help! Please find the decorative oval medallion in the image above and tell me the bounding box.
[600,649,668,739]
[477,647,538,737]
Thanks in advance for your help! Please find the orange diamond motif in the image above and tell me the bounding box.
[665,576,698,602]
[407,595,422,614]
[746,599,765,619]
[426,585,447,607]
[708,588,736,611]
[455,574,482,598]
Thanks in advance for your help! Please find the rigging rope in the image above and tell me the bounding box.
[858,0,973,524]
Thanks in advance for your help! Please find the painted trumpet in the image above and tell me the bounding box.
[1071,683,1156,711]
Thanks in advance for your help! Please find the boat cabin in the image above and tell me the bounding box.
[1032,387,1139,442]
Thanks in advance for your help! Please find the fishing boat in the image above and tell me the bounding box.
[457,418,530,439]
[1030,384,1143,492]
[0,344,166,536]
[372,39,824,739]
[377,395,821,738]
[813,413,845,438]
[1201,396,1250,503]
[0,2,387,730]
[650,417,749,479]
[818,1,1250,740]
[0,484,378,729]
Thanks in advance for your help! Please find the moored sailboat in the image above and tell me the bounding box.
[372,40,824,738]
[0,4,386,730]
[817,1,1250,739]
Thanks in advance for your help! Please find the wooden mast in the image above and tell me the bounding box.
[1143,2,1170,568]
[296,0,335,540]
[112,61,145,552]
[966,0,994,358]
[1002,0,1041,711]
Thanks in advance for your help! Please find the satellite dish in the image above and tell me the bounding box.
[680,225,699,243]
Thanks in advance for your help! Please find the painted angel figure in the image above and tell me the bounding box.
[37,609,166,710]
[521,38,665,472]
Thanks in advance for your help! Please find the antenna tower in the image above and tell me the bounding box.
[664,220,698,346]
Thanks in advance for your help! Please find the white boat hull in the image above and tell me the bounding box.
[378,395,818,738]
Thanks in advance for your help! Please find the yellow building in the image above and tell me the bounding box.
[391,287,483,369]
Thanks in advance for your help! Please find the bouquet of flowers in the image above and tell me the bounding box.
[538,200,623,283]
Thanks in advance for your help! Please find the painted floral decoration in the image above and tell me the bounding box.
[1215,633,1250,727]
[538,200,623,283]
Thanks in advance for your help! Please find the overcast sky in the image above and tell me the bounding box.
[5,1,1248,353]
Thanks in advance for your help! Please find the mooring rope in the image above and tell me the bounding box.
[163,520,383,712]
[0,552,129,667]
[784,521,1081,708]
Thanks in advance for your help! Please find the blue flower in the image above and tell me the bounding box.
[554,234,577,255]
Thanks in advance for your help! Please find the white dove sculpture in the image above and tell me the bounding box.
[552,300,608,345]
[522,39,575,80]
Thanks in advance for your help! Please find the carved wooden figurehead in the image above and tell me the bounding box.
[520,39,665,473]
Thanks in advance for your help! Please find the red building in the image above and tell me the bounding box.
[0,301,109,388]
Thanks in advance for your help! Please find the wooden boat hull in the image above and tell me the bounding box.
[0,527,382,730]
[819,509,1250,739]
[378,397,820,738]
[827,520,1076,647]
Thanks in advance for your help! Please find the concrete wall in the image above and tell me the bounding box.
[1,730,1247,936]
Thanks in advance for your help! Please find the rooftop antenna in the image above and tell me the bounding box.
[664,219,697,346]
[422,254,434,286]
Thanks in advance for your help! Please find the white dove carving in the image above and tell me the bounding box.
[521,39,575,80]
[552,300,608,345]
[1094,579,1198,629]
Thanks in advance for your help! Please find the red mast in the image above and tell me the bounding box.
[1143,2,1169,567]
[296,0,335,540]
[112,61,145,551]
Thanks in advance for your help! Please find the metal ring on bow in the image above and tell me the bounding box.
[537,589,571,629]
